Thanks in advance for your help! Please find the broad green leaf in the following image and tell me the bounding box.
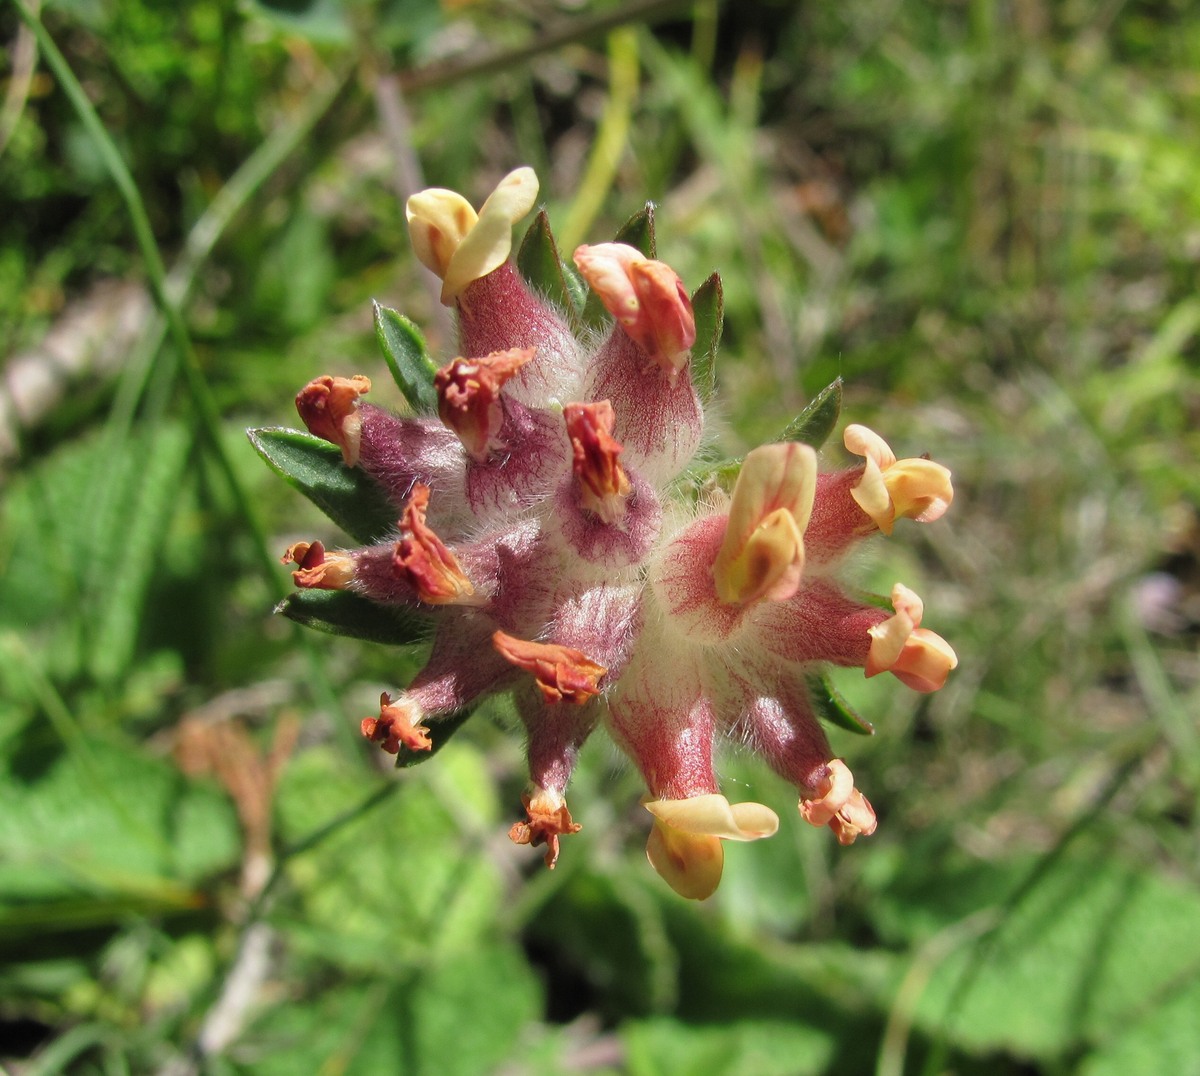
[276,747,507,973]
[517,210,583,323]
[411,943,541,1075]
[373,302,439,414]
[89,424,191,686]
[775,378,843,449]
[1080,971,1200,1076]
[910,857,1200,1057]
[690,272,724,401]
[581,201,658,328]
[247,427,397,544]
[275,588,431,646]
[624,1017,835,1076]
[806,673,874,735]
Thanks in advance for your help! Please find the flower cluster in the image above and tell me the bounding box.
[259,167,957,900]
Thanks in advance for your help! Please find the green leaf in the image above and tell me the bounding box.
[517,210,584,323]
[690,272,724,401]
[248,426,398,544]
[624,1017,835,1076]
[275,588,431,647]
[581,201,658,328]
[806,673,875,735]
[90,425,192,685]
[775,378,843,449]
[910,858,1200,1057]
[614,201,657,258]
[373,302,439,414]
[411,943,541,1073]
[1081,972,1200,1076]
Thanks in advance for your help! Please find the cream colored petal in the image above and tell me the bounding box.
[441,167,539,302]
[646,822,724,900]
[829,788,878,845]
[843,423,897,469]
[798,758,855,827]
[889,582,924,626]
[712,443,816,605]
[885,457,954,523]
[890,627,959,693]
[714,507,805,605]
[644,793,779,841]
[850,455,894,533]
[405,188,478,278]
[866,606,917,676]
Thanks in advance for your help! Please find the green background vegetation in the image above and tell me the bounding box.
[2,0,1199,1072]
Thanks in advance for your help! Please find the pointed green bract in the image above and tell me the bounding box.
[581,201,659,329]
[248,427,397,544]
[275,588,432,647]
[776,378,843,449]
[806,673,875,735]
[373,302,439,414]
[614,201,656,258]
[517,210,584,325]
[395,706,474,768]
[690,272,724,401]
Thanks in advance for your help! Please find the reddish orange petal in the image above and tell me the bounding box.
[434,348,534,461]
[564,400,631,524]
[507,788,582,869]
[492,631,606,704]
[281,540,354,590]
[393,484,476,605]
[295,375,371,466]
[361,692,432,754]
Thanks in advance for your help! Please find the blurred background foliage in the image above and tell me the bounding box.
[2,0,1199,1072]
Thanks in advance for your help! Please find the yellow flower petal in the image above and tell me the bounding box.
[844,423,953,534]
[441,167,539,302]
[646,822,724,900]
[405,189,478,278]
[712,443,816,605]
[644,793,779,841]
[866,583,957,691]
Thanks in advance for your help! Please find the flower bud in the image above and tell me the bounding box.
[406,167,539,304]
[435,348,534,462]
[508,786,582,869]
[573,243,696,379]
[362,692,432,753]
[393,484,478,605]
[492,631,607,704]
[282,540,355,590]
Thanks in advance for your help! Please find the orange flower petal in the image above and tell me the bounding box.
[282,540,355,590]
[564,400,631,524]
[393,484,477,605]
[435,348,535,461]
[295,375,371,466]
[492,631,606,704]
[362,692,432,754]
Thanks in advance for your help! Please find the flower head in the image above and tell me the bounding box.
[254,168,959,900]
[407,167,539,304]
